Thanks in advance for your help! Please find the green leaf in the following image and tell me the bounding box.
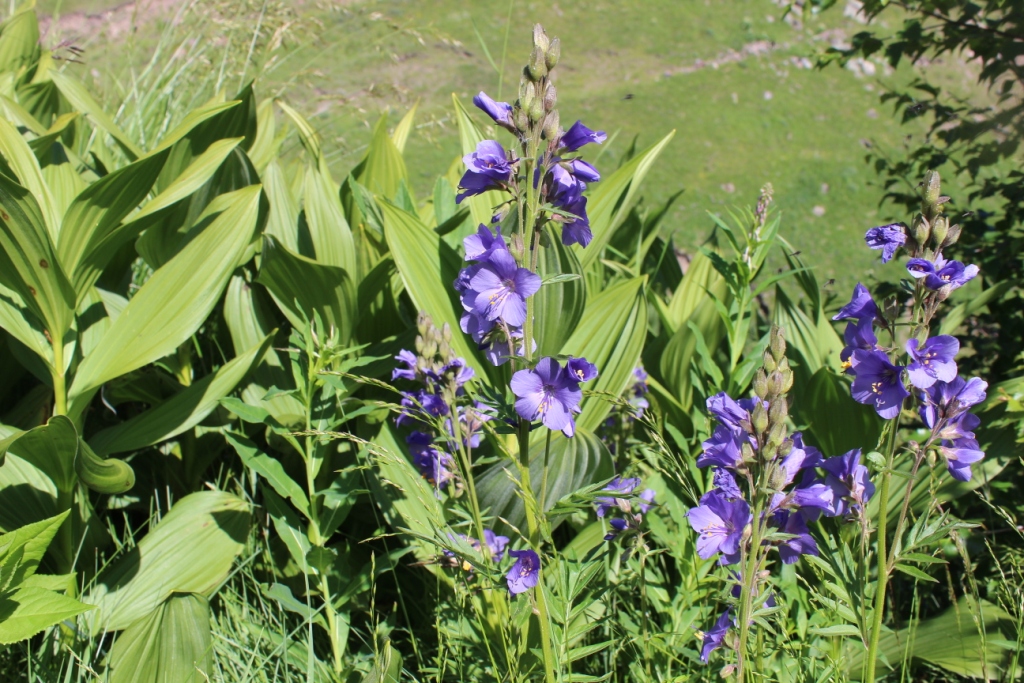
[0,116,61,239]
[799,367,883,456]
[85,491,250,632]
[380,198,485,376]
[88,334,272,455]
[579,131,675,270]
[0,281,52,370]
[451,94,505,227]
[0,586,93,645]
[535,225,586,357]
[276,99,322,161]
[361,640,403,683]
[247,98,280,172]
[0,415,78,493]
[359,115,409,199]
[262,160,300,251]
[391,103,418,154]
[810,624,863,638]
[69,185,262,399]
[106,593,213,683]
[303,159,357,275]
[0,171,76,346]
[0,512,68,583]
[75,439,135,495]
[257,236,355,344]
[939,280,1012,336]
[0,7,41,77]
[149,100,241,155]
[48,70,142,161]
[892,563,939,583]
[560,276,648,431]
[224,432,310,518]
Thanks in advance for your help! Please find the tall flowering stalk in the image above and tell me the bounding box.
[839,170,987,681]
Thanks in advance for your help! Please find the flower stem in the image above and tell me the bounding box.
[737,501,764,682]
[864,420,899,681]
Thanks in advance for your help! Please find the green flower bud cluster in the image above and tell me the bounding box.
[514,24,561,145]
[753,326,795,465]
[413,313,457,378]
[908,170,962,255]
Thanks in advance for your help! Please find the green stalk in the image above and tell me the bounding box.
[864,421,900,681]
[534,571,559,683]
[736,501,764,681]
[51,341,72,574]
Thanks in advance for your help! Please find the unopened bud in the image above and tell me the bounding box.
[931,215,949,247]
[514,108,530,133]
[532,24,550,53]
[753,369,768,398]
[768,397,787,425]
[912,214,931,246]
[778,438,793,457]
[781,367,794,393]
[767,371,784,396]
[936,283,954,302]
[528,46,548,81]
[510,232,525,261]
[943,223,962,247]
[762,350,777,374]
[543,82,557,111]
[741,441,756,463]
[542,110,559,141]
[527,97,544,122]
[767,422,786,449]
[545,37,561,70]
[752,402,769,434]
[923,170,941,206]
[519,75,535,108]
[769,326,786,362]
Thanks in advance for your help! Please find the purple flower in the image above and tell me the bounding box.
[777,433,824,488]
[796,449,874,517]
[940,437,985,482]
[697,425,746,469]
[558,120,607,152]
[920,376,988,426]
[639,488,656,513]
[463,224,507,261]
[688,489,751,565]
[906,336,959,389]
[397,389,449,427]
[850,349,909,420]
[865,223,906,263]
[506,549,540,594]
[707,392,755,431]
[510,357,583,437]
[833,283,881,324]
[595,476,641,517]
[472,91,514,129]
[567,159,600,183]
[548,164,585,206]
[604,517,629,541]
[840,319,878,373]
[906,256,979,292]
[629,367,650,417]
[407,432,456,488]
[566,356,599,383]
[463,249,541,327]
[713,468,744,499]
[392,349,419,381]
[483,529,510,562]
[559,195,593,247]
[700,610,732,663]
[772,510,819,564]
[457,140,513,203]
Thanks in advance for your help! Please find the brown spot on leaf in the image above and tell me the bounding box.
[0,211,8,221]
[28,286,36,296]
[39,259,49,269]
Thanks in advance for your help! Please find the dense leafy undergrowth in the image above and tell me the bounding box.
[0,4,1021,683]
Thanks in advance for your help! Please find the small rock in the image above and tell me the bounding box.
[763,90,773,100]
[812,205,826,217]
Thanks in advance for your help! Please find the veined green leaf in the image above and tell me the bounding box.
[85,491,249,632]
[0,511,68,582]
[69,185,262,398]
[247,98,280,172]
[303,159,356,275]
[0,586,93,645]
[579,131,675,270]
[380,198,485,376]
[276,98,321,160]
[0,94,46,136]
[257,236,355,343]
[0,415,78,493]
[0,171,76,345]
[149,100,241,155]
[391,103,418,154]
[0,117,61,241]
[0,281,52,370]
[106,593,212,683]
[48,70,142,161]
[535,225,586,357]
[89,334,271,455]
[26,112,78,161]
[560,276,648,431]
[75,439,134,494]
[224,432,309,518]
[262,159,299,251]
[0,7,41,78]
[360,115,409,199]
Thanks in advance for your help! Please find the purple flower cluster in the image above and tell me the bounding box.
[455,225,541,366]
[506,548,540,595]
[907,255,979,293]
[594,476,656,542]
[920,376,988,481]
[629,366,650,418]
[538,120,606,247]
[688,394,875,568]
[510,356,597,437]
[445,528,510,571]
[456,140,515,204]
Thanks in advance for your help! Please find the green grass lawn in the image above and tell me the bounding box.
[39,0,985,288]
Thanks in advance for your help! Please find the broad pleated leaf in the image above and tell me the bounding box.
[0,117,61,238]
[48,70,142,161]
[0,511,67,581]
[85,491,249,632]
[257,236,355,343]
[303,159,356,275]
[579,131,675,270]
[0,281,52,370]
[391,103,418,153]
[75,439,135,495]
[380,199,485,376]
[535,225,586,357]
[476,427,613,531]
[88,334,272,455]
[560,276,648,431]
[0,8,40,77]
[247,98,280,172]
[69,185,261,398]
[262,159,300,251]
[798,367,883,456]
[0,415,78,493]
[106,593,213,683]
[660,300,728,414]
[360,115,409,199]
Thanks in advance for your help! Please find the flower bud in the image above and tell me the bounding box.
[545,37,561,70]
[532,24,550,53]
[752,401,769,434]
[943,222,962,248]
[781,367,794,393]
[527,97,544,123]
[767,371,785,397]
[753,369,768,398]
[931,215,949,247]
[514,108,530,133]
[741,441,756,464]
[923,170,941,206]
[777,438,793,457]
[542,110,560,141]
[936,283,954,302]
[769,326,786,362]
[543,82,557,112]
[520,75,535,108]
[762,349,777,374]
[528,46,548,81]
[912,214,931,246]
[767,422,786,449]
[883,295,900,323]
[768,396,787,425]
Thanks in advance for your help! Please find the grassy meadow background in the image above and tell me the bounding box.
[33,0,993,288]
